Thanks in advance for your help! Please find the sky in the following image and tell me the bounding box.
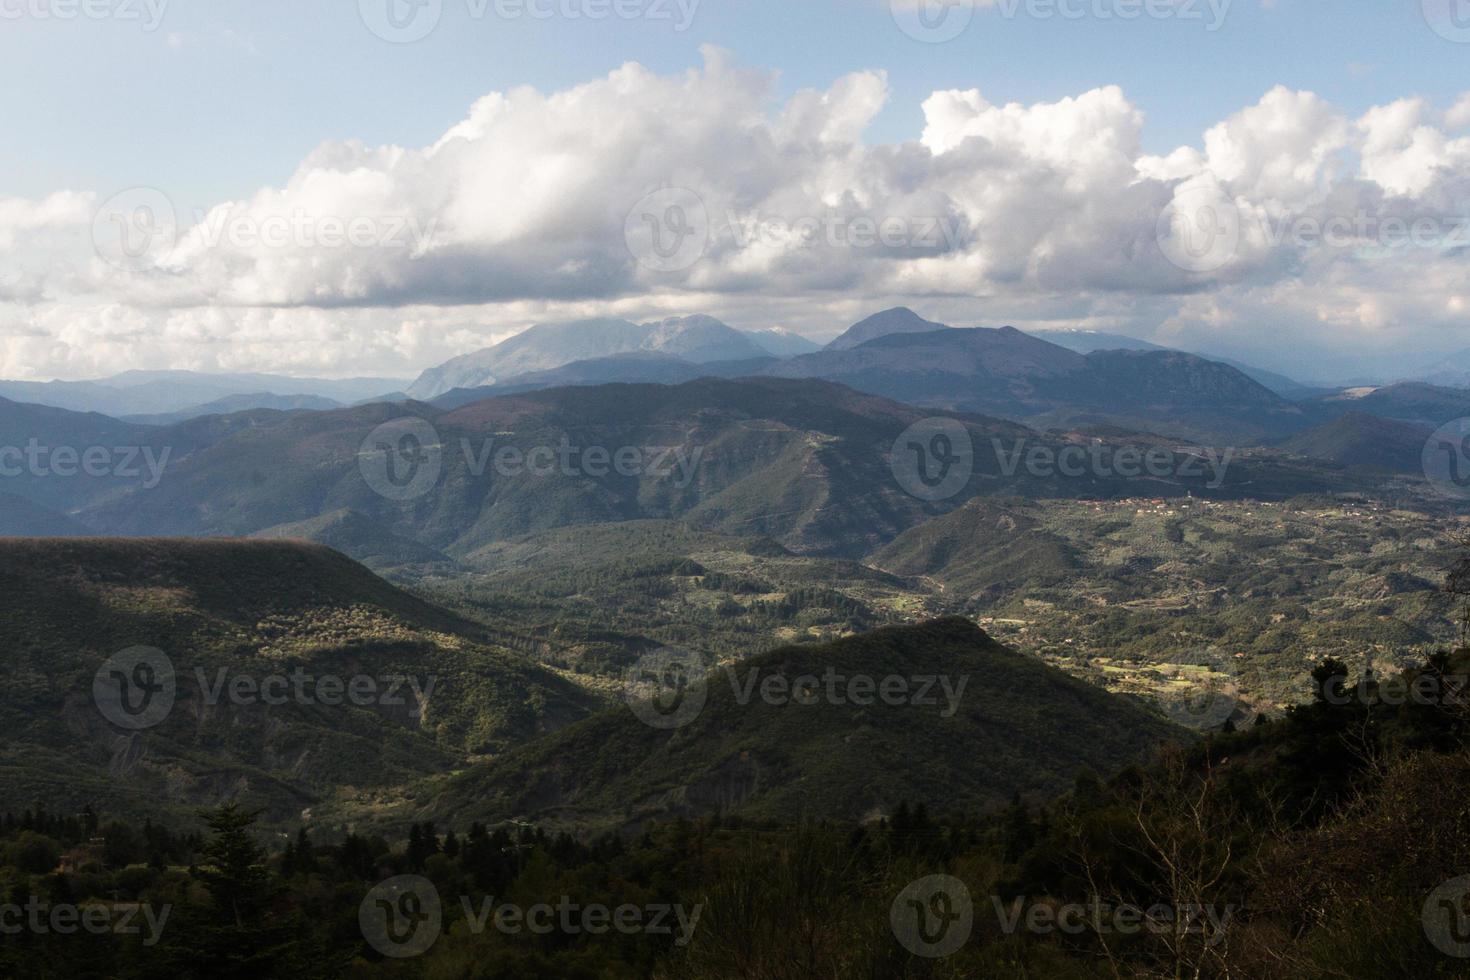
[0,0,1468,383]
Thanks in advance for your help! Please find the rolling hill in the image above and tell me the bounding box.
[396,618,1187,833]
[0,538,599,826]
[1277,412,1433,473]
[869,498,1080,600]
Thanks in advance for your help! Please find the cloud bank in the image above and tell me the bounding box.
[1,47,1467,381]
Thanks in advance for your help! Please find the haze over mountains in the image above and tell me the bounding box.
[405,315,779,399]
[0,371,407,419]
[4,305,1468,551]
[5,308,1468,443]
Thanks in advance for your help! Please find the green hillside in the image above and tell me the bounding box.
[389,618,1187,834]
[0,538,600,827]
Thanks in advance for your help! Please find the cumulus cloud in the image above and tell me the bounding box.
[3,49,1470,381]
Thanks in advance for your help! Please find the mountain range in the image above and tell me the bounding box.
[0,377,1386,557]
[764,322,1310,442]
[0,371,405,419]
[405,308,1419,444]
[405,315,777,398]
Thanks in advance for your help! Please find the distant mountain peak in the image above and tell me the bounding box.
[407,314,767,399]
[743,326,822,357]
[825,307,950,351]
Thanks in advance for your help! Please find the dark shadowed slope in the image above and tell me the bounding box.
[404,618,1186,834]
[0,538,599,827]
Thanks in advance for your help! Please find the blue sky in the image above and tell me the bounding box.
[3,0,1460,203]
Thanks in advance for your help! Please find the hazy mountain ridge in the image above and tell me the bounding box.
[766,323,1306,442]
[429,352,778,407]
[0,377,1419,565]
[122,392,343,426]
[0,371,405,418]
[406,315,772,398]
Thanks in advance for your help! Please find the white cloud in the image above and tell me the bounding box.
[4,53,1470,381]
